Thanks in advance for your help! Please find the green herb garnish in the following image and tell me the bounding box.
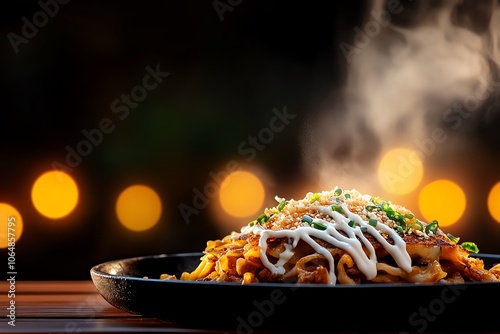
[410,220,424,231]
[461,242,479,254]
[302,215,326,230]
[425,220,439,235]
[311,222,327,230]
[309,193,320,203]
[331,204,343,213]
[301,215,313,224]
[365,205,379,212]
[447,233,460,244]
[256,213,269,224]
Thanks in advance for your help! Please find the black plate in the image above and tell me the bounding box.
[90,252,500,332]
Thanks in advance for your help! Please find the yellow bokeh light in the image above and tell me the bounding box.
[219,171,265,218]
[31,171,79,219]
[378,148,424,195]
[0,203,23,248]
[116,184,162,232]
[487,181,500,224]
[419,179,466,227]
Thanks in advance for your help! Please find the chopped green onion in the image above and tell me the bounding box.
[381,201,391,211]
[256,214,269,224]
[334,188,342,196]
[364,199,412,232]
[368,218,378,227]
[301,215,313,224]
[425,220,439,235]
[396,226,404,234]
[394,214,404,224]
[410,220,424,231]
[301,215,326,230]
[345,193,351,199]
[387,211,406,229]
[360,226,368,233]
[277,200,287,212]
[348,220,355,228]
[395,213,406,228]
[331,204,343,213]
[461,242,479,254]
[309,193,320,203]
[311,222,327,230]
[447,233,460,244]
[249,221,255,227]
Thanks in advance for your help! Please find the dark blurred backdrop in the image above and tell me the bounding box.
[2,0,500,280]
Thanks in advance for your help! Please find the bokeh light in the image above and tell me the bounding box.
[419,179,466,227]
[116,184,162,231]
[219,170,265,218]
[377,148,423,195]
[31,171,79,219]
[0,203,23,248]
[487,181,500,224]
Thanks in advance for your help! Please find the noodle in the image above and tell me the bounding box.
[162,187,500,285]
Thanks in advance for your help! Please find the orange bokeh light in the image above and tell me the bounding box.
[378,147,424,195]
[419,179,466,227]
[116,184,162,232]
[0,203,24,248]
[31,171,79,219]
[487,181,500,224]
[219,171,265,218]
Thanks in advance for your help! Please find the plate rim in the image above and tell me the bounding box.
[90,251,500,288]
[90,252,500,331]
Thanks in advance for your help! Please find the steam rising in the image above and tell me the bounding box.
[300,0,500,194]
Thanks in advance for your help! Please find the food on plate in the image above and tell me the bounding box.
[161,187,500,285]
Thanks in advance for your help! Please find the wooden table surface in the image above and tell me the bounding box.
[0,280,346,334]
[0,280,497,334]
[1,280,216,333]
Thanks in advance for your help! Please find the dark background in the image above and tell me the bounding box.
[1,0,500,280]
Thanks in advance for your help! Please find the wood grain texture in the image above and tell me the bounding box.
[1,281,488,334]
[0,281,222,333]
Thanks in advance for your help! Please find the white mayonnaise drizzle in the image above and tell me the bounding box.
[247,202,412,285]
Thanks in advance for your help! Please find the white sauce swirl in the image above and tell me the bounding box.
[247,202,412,285]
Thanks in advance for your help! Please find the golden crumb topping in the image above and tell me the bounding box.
[249,187,441,239]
